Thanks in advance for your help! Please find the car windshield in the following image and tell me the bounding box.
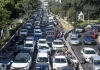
[35,31,41,33]
[24,44,33,47]
[39,41,46,43]
[85,50,96,54]
[14,57,27,63]
[0,56,6,60]
[94,60,100,66]
[36,66,49,70]
[71,38,78,40]
[55,58,66,63]
[39,46,49,49]
[53,41,63,45]
[37,57,48,62]
[21,29,27,32]
[85,36,93,39]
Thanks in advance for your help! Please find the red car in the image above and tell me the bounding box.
[89,32,98,38]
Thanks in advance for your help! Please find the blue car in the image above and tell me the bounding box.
[34,34,42,41]
[83,35,97,45]
[0,50,14,69]
[60,66,74,70]
[34,63,51,70]
[92,25,100,32]
[46,36,55,43]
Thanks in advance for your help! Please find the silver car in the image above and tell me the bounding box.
[89,56,100,70]
[69,36,80,45]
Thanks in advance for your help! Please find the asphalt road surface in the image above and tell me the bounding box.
[66,28,99,70]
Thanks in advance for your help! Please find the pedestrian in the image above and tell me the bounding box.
[97,44,100,55]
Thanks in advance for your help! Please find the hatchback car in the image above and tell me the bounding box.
[20,29,28,36]
[10,53,32,70]
[69,36,80,45]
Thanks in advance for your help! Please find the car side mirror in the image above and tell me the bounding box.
[11,61,13,63]
[81,50,83,54]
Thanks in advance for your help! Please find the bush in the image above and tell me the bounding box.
[76,21,88,27]
[9,23,22,36]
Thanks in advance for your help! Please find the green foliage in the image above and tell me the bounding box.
[48,0,100,22]
[9,23,22,36]
[0,0,39,30]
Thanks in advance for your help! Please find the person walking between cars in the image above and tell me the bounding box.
[98,44,100,55]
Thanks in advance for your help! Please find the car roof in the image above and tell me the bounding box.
[83,47,95,50]
[53,39,62,42]
[55,55,66,58]
[25,41,33,44]
[35,63,49,67]
[38,39,46,41]
[92,56,100,60]
[15,53,29,58]
[38,52,48,57]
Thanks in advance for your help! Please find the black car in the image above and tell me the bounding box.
[11,35,25,45]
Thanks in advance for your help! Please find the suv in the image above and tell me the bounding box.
[52,39,64,51]
[89,56,100,70]
[80,47,97,63]
[36,52,49,64]
[53,54,68,70]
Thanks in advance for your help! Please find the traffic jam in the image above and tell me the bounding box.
[0,7,79,70]
[67,22,100,70]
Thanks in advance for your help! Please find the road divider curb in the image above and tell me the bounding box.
[63,30,85,70]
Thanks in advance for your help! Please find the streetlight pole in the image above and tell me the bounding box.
[88,10,90,24]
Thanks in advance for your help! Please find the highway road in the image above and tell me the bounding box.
[65,28,99,70]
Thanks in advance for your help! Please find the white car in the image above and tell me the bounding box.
[34,29,42,35]
[37,39,48,47]
[53,55,68,70]
[36,52,49,64]
[38,45,51,53]
[24,40,35,52]
[10,53,32,70]
[52,39,64,50]
[89,56,100,70]
[20,29,28,36]
[81,47,97,63]
[69,36,80,45]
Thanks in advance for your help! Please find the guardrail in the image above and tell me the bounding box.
[0,18,31,50]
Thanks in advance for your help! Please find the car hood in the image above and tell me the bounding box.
[53,63,68,68]
[11,63,28,68]
[84,54,97,58]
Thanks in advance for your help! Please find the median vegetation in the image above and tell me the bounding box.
[0,0,40,48]
[48,0,100,25]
